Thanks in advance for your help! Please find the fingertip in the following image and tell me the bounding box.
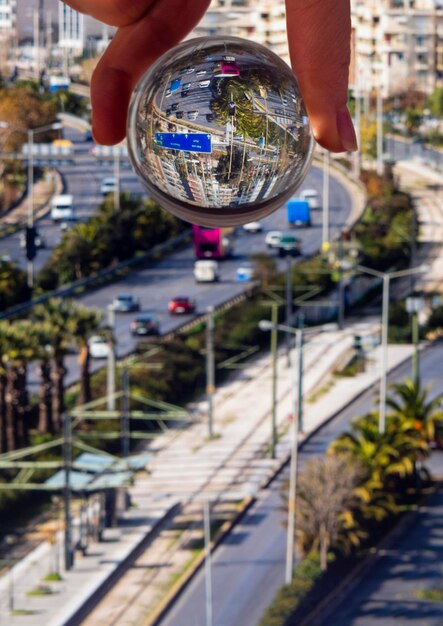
[91,66,132,145]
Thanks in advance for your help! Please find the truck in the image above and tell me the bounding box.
[50,194,75,221]
[286,198,311,227]
[194,260,220,283]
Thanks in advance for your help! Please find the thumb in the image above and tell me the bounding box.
[286,0,357,152]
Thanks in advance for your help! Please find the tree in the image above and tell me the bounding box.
[427,87,443,119]
[32,299,75,431]
[0,259,29,312]
[70,306,102,406]
[292,453,364,571]
[387,379,443,444]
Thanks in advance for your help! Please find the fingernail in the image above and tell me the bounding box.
[336,107,358,152]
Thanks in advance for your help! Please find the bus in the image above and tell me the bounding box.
[192,225,234,259]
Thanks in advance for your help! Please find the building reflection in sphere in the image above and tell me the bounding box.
[128,36,314,226]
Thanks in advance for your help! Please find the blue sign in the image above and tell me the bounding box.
[169,79,181,93]
[156,133,212,154]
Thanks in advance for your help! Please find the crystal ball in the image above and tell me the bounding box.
[127,36,314,227]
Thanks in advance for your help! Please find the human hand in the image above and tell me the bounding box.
[65,0,356,152]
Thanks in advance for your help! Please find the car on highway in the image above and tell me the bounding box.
[84,129,93,142]
[110,293,140,313]
[199,79,211,88]
[242,221,263,233]
[277,233,301,257]
[223,55,236,62]
[214,63,240,78]
[50,194,75,221]
[236,262,255,282]
[130,314,160,337]
[100,177,117,195]
[175,111,184,119]
[165,107,172,117]
[265,230,283,248]
[88,335,110,359]
[194,260,219,283]
[300,188,320,209]
[187,111,199,120]
[196,69,207,76]
[168,296,196,315]
[206,113,215,122]
[180,67,194,75]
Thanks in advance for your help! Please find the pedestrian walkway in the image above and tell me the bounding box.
[0,317,413,626]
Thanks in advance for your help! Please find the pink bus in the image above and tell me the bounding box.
[192,225,233,259]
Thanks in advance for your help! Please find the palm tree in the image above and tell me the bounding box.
[387,378,443,443]
[70,306,102,406]
[0,321,35,451]
[31,321,57,435]
[32,299,75,432]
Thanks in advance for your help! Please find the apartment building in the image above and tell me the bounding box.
[193,0,289,64]
[352,0,443,97]
[0,0,15,32]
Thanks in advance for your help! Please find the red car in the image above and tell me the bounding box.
[168,296,196,315]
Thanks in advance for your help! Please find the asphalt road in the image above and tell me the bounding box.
[23,157,352,391]
[158,340,443,626]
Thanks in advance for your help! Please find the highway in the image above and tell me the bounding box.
[158,340,443,626]
[15,136,352,391]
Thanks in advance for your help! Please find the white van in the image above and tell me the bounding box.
[300,189,320,210]
[194,260,219,283]
[50,194,75,221]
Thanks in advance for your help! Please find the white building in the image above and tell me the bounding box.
[352,0,443,97]
[0,0,15,32]
[58,3,84,52]
[192,0,289,64]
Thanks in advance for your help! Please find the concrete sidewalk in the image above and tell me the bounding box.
[0,318,413,626]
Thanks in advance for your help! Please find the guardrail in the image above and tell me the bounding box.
[0,230,192,321]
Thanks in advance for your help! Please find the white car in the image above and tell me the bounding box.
[242,221,263,233]
[265,230,283,248]
[300,189,320,210]
[236,263,255,282]
[187,111,199,120]
[88,336,110,359]
[100,177,117,195]
[199,79,211,88]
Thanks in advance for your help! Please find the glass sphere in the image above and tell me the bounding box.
[127,36,314,227]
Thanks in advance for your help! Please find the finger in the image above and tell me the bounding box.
[286,0,357,152]
[62,0,155,27]
[90,0,211,144]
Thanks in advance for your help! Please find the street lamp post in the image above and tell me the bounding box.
[406,296,425,385]
[0,120,62,290]
[322,150,330,251]
[258,319,337,582]
[206,306,215,439]
[356,264,428,433]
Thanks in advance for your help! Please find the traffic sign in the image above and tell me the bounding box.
[155,132,212,153]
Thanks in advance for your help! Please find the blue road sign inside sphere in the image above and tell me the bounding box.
[155,132,212,153]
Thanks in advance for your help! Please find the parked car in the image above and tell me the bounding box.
[242,221,263,233]
[130,314,160,336]
[88,335,110,359]
[168,296,196,315]
[111,294,140,312]
[100,177,117,195]
[265,230,283,248]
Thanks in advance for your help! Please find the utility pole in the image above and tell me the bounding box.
[270,302,278,458]
[113,148,121,211]
[379,274,390,434]
[121,367,130,458]
[322,150,330,251]
[107,306,116,411]
[204,500,213,626]
[63,413,73,571]
[285,255,293,367]
[206,306,215,439]
[27,129,34,290]
[376,78,384,176]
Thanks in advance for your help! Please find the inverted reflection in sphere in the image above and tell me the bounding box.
[127,37,314,227]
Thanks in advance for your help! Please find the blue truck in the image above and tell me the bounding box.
[286,198,311,227]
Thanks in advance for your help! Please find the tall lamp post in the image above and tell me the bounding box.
[405,296,425,385]
[258,319,337,582]
[356,264,428,433]
[0,120,62,289]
